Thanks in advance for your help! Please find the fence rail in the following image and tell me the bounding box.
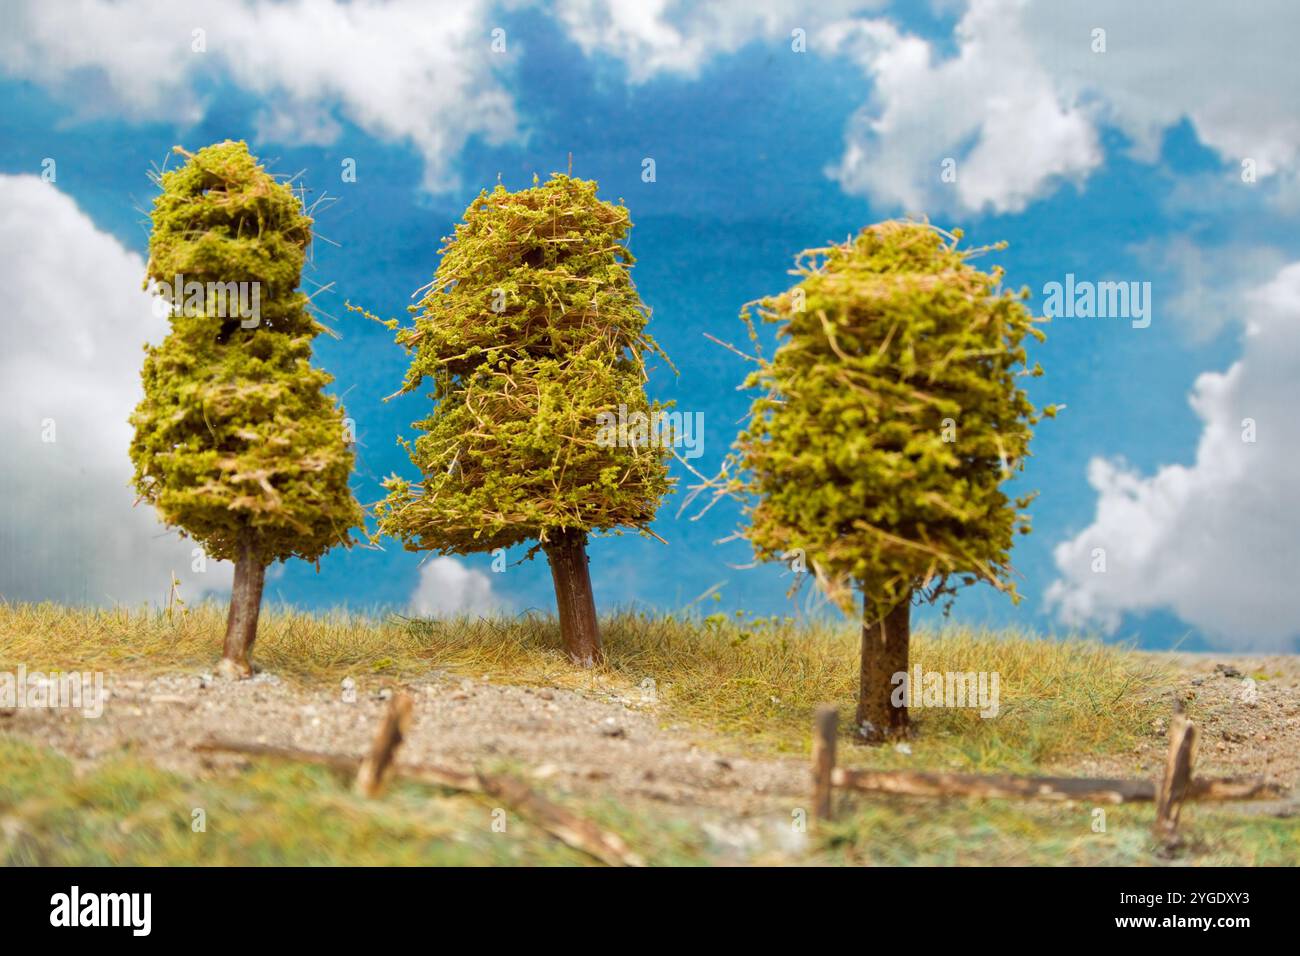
[810,700,1288,845]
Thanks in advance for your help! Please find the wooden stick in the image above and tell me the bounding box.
[195,737,479,791]
[355,692,414,797]
[194,737,642,866]
[831,768,1280,804]
[833,768,1155,803]
[1184,776,1286,801]
[1154,699,1198,841]
[476,771,645,867]
[197,738,360,773]
[811,704,838,822]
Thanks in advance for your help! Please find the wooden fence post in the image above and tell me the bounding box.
[1153,698,1197,844]
[355,691,414,797]
[812,704,838,823]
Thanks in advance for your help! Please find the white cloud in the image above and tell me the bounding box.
[554,0,880,82]
[7,0,1299,211]
[408,556,503,617]
[1046,262,1300,650]
[1131,237,1288,342]
[0,175,233,606]
[817,0,1300,215]
[550,0,1103,214]
[1019,0,1300,178]
[820,0,1100,215]
[0,0,516,191]
[9,1,1297,211]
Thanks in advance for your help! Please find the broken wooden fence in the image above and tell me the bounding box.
[810,699,1286,845]
[196,691,644,867]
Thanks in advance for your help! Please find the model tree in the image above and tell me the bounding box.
[729,220,1052,740]
[130,140,363,679]
[371,174,672,666]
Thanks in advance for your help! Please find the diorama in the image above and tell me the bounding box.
[0,0,1294,900]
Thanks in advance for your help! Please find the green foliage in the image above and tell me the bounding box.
[129,140,363,565]
[731,220,1054,612]
[369,174,673,554]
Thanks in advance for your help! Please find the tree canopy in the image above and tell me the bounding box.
[371,173,674,557]
[730,219,1054,613]
[130,140,362,567]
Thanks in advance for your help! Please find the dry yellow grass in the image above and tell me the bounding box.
[0,600,1172,770]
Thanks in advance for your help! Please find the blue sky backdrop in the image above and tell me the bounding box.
[2,1,1296,651]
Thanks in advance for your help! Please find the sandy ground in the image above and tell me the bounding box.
[2,654,1297,820]
[1066,653,1300,797]
[1,667,811,816]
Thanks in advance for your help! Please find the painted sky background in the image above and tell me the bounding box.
[1,0,1297,651]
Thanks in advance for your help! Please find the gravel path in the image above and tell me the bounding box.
[3,653,1297,822]
[0,667,810,818]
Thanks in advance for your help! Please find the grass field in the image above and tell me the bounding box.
[2,601,1294,866]
[2,734,1293,866]
[0,600,1170,769]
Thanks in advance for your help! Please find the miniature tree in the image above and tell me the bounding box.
[730,220,1052,740]
[130,141,363,679]
[371,174,672,666]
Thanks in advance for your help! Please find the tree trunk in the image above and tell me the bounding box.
[855,590,911,742]
[218,529,265,680]
[543,528,603,666]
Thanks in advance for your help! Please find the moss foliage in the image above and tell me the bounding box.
[732,220,1054,612]
[370,174,673,554]
[129,141,363,565]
